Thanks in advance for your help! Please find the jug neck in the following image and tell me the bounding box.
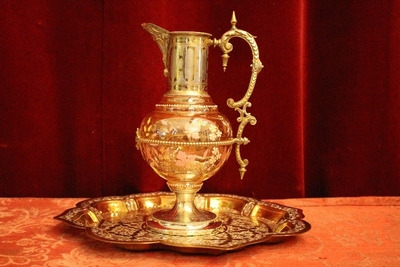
[166,32,212,97]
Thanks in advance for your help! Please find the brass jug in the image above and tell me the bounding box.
[136,12,263,236]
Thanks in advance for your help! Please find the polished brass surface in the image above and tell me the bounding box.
[135,12,263,236]
[54,192,311,255]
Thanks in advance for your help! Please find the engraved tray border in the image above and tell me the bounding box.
[54,192,311,255]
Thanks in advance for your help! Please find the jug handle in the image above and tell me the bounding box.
[213,12,264,180]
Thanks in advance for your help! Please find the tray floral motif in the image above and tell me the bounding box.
[54,192,311,254]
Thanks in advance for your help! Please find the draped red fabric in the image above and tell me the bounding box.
[1,1,399,198]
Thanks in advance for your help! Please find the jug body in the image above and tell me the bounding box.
[137,97,233,184]
[136,29,235,185]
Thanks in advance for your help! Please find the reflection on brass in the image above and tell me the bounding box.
[54,192,311,255]
[135,12,264,236]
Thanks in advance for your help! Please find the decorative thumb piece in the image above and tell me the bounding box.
[136,12,263,236]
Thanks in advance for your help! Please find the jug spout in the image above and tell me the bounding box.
[142,23,170,77]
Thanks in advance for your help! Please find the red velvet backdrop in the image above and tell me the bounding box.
[1,1,399,198]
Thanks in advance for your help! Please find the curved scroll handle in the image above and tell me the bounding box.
[212,11,264,180]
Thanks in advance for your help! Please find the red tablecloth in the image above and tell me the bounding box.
[1,196,399,266]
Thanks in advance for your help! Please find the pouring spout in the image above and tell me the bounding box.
[142,23,170,77]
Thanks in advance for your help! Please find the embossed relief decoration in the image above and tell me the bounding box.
[139,117,229,179]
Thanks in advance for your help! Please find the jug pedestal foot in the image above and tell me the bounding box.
[146,183,222,236]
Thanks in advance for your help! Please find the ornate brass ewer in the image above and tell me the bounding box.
[136,12,263,236]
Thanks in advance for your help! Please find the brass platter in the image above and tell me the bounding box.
[54,192,311,255]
